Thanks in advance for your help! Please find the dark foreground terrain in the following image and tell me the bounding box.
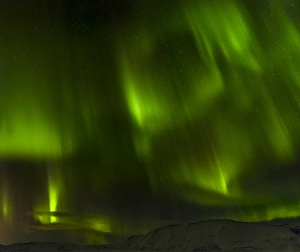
[2,219,300,251]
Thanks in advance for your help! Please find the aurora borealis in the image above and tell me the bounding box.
[1,0,300,245]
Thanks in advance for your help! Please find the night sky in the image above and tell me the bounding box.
[1,0,300,245]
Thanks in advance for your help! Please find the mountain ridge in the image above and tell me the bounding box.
[2,219,300,251]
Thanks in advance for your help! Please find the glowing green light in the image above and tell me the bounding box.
[1,187,9,221]
[2,0,300,241]
[185,0,261,71]
[48,186,58,223]
[118,0,300,213]
[0,109,63,158]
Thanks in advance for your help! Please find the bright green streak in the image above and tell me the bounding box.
[48,166,60,223]
[119,0,300,220]
[2,0,300,243]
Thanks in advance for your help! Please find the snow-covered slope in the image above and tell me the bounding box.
[115,219,300,251]
[1,219,300,251]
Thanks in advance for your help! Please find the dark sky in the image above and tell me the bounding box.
[1,0,300,245]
